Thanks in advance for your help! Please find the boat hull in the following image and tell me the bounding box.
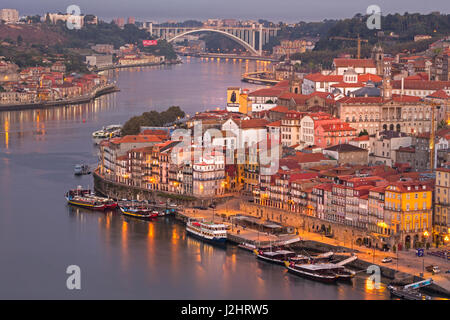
[286,265,338,284]
[67,199,107,211]
[256,253,286,266]
[120,207,157,220]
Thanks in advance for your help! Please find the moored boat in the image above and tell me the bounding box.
[387,285,432,300]
[65,187,117,211]
[119,206,158,220]
[186,218,227,245]
[92,124,122,144]
[284,261,339,283]
[254,249,309,265]
[238,242,257,252]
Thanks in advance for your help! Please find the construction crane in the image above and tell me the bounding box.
[422,100,441,171]
[329,35,369,59]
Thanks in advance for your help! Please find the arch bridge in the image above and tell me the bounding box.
[148,24,280,56]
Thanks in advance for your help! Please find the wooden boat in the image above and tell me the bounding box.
[119,206,158,220]
[238,242,257,252]
[284,261,339,283]
[254,249,311,265]
[387,285,431,300]
[387,279,433,300]
[65,187,117,211]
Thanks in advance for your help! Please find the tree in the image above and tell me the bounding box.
[121,106,185,136]
[359,129,369,136]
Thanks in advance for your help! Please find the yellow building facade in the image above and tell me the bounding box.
[384,181,432,248]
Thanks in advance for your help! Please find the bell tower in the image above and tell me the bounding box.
[372,44,384,76]
[380,75,392,100]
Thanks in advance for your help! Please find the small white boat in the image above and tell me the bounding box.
[92,124,122,144]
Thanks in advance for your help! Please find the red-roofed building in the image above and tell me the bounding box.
[314,121,357,148]
[337,82,433,135]
[332,58,377,75]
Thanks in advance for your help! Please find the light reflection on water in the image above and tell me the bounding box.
[0,58,390,299]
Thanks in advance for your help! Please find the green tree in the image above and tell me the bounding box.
[122,106,185,136]
[359,129,369,136]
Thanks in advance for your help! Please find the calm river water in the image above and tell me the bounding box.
[0,57,389,299]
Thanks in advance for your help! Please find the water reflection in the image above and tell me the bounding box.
[0,93,116,150]
[0,58,391,299]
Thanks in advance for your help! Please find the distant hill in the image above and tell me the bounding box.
[0,24,66,46]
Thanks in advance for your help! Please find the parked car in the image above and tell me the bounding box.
[426,265,441,273]
[209,204,216,209]
[382,257,393,263]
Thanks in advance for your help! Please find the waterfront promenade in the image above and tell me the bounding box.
[0,83,118,111]
[179,198,450,295]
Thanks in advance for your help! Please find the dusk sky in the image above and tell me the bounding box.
[2,0,450,22]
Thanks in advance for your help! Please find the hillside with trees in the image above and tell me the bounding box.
[287,12,450,69]
[121,106,185,136]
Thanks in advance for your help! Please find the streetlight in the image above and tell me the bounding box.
[422,231,429,276]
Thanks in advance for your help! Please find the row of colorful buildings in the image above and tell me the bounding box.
[0,62,108,105]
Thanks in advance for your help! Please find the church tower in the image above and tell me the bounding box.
[372,44,384,76]
[288,66,301,94]
[380,75,392,100]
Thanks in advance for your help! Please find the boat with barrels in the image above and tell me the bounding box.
[65,187,117,210]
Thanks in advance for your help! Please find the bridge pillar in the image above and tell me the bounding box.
[259,25,263,56]
[251,30,255,49]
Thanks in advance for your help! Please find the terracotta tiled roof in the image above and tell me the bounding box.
[270,105,290,113]
[267,120,281,127]
[352,135,369,141]
[110,135,162,144]
[358,73,382,82]
[324,143,366,152]
[427,89,449,99]
[248,87,287,97]
[333,58,376,68]
[291,152,330,163]
[318,122,356,132]
[331,82,364,88]
[240,119,269,129]
[304,73,343,82]
[387,180,433,193]
[391,80,450,90]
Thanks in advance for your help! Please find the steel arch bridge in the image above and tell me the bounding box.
[148,24,279,56]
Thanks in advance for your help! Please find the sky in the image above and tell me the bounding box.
[2,0,450,23]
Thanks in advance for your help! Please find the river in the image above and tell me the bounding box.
[0,57,389,299]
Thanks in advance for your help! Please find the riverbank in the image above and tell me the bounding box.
[185,53,279,62]
[241,71,279,85]
[177,198,450,297]
[0,83,119,112]
[94,60,182,72]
